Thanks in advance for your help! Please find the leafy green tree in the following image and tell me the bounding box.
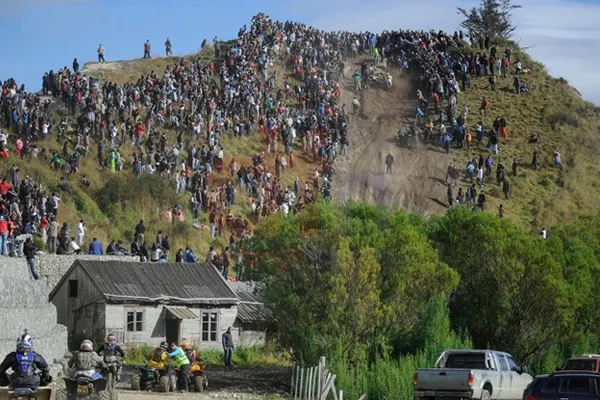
[428,207,569,364]
[457,0,521,39]
[329,238,383,359]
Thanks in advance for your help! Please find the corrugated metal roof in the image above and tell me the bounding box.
[165,306,198,319]
[69,260,238,305]
[234,290,273,323]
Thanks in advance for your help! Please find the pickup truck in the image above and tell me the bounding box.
[414,349,533,400]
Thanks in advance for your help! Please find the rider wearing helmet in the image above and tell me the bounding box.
[0,338,51,390]
[180,343,204,372]
[145,341,170,370]
[68,340,106,380]
[96,334,125,382]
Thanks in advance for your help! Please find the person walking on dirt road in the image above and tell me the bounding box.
[385,153,394,174]
[222,327,234,368]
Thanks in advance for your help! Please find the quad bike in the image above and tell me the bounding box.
[189,364,208,393]
[173,364,208,393]
[101,356,119,393]
[130,366,176,393]
[2,373,53,400]
[10,387,38,400]
[63,376,108,400]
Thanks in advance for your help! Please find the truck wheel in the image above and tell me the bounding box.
[158,376,170,393]
[481,389,491,400]
[131,375,141,391]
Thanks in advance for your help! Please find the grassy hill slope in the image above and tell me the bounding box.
[3,36,600,261]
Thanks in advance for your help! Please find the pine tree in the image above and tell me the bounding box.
[457,0,521,40]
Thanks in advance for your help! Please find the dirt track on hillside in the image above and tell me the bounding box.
[334,63,449,215]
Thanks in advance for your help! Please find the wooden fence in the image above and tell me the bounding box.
[290,356,366,400]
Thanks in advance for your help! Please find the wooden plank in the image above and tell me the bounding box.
[299,366,304,400]
[312,365,319,400]
[308,367,313,400]
[358,395,367,400]
[339,390,343,400]
[291,362,296,397]
[331,380,339,400]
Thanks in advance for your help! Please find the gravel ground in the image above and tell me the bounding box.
[115,365,290,399]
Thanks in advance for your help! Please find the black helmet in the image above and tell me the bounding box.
[159,341,168,350]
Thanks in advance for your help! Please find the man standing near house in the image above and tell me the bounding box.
[222,327,234,369]
[23,238,39,280]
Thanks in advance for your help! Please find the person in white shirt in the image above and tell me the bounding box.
[541,228,547,240]
[70,237,82,254]
[76,220,86,246]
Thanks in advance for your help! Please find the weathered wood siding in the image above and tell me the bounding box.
[104,304,238,350]
[50,265,104,340]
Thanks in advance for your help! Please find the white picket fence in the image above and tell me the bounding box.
[290,356,366,400]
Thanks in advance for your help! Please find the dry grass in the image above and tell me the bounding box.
[6,42,599,261]
[412,46,600,230]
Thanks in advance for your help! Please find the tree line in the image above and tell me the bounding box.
[246,202,600,398]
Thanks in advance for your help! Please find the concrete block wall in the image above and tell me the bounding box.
[0,254,136,377]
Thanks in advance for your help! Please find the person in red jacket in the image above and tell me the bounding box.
[0,179,10,195]
[0,211,8,256]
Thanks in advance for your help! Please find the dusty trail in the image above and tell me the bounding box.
[333,63,450,215]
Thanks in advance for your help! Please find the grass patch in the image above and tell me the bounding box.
[122,344,289,367]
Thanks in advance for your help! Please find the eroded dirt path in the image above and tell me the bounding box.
[334,62,449,215]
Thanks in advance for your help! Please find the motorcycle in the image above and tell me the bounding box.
[130,366,175,393]
[63,376,108,400]
[102,356,119,392]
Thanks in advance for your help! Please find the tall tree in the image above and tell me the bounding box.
[457,0,521,39]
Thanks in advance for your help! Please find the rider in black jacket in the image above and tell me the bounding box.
[0,339,51,390]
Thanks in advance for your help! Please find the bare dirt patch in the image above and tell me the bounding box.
[334,62,449,215]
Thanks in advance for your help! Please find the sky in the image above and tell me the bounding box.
[0,0,599,104]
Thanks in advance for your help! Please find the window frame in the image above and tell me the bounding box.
[200,310,220,342]
[126,309,145,332]
[68,280,78,298]
[558,377,592,395]
[506,356,519,372]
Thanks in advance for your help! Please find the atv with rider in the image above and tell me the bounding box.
[65,340,109,400]
[179,343,208,392]
[130,342,176,392]
[0,337,53,400]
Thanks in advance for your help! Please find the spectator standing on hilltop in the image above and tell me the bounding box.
[72,58,79,74]
[165,38,172,56]
[97,44,105,63]
[143,40,152,59]
[23,238,39,280]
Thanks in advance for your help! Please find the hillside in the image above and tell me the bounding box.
[2,16,600,263]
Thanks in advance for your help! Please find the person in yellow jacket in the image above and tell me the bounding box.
[167,343,190,392]
[145,341,170,370]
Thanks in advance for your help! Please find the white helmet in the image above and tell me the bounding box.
[80,340,93,351]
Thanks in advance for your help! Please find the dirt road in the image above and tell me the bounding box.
[334,62,449,215]
[114,365,289,399]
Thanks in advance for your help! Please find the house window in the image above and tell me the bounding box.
[68,280,78,298]
[127,311,144,332]
[201,311,219,341]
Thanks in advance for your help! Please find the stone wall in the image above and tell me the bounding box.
[0,254,136,377]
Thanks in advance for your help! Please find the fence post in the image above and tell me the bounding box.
[299,366,304,400]
[308,367,314,400]
[291,362,296,397]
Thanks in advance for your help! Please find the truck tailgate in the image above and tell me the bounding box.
[415,368,472,392]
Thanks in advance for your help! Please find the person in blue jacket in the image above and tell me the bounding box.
[88,238,104,255]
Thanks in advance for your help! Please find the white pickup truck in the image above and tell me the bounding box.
[414,350,533,400]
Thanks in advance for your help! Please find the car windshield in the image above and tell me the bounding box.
[564,360,597,371]
[445,353,488,369]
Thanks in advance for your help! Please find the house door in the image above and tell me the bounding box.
[165,319,181,345]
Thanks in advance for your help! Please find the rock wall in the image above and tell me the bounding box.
[0,254,136,377]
